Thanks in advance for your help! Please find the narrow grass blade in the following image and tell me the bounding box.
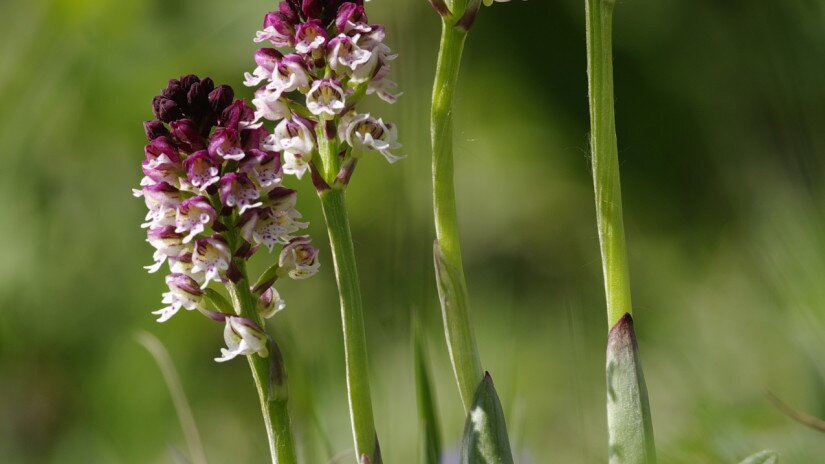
[606,314,656,464]
[137,331,208,464]
[460,373,514,464]
[414,311,442,464]
[738,450,779,464]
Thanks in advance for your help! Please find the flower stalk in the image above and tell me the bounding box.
[430,8,482,413]
[585,1,656,462]
[319,187,380,463]
[585,0,632,328]
[225,244,296,464]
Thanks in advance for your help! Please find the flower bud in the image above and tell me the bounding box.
[170,118,205,151]
[208,85,235,117]
[279,236,320,279]
[144,120,170,140]
[259,287,286,319]
[152,96,183,123]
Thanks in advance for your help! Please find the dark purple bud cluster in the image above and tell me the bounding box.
[136,75,319,331]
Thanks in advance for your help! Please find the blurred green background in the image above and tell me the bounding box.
[3,0,825,462]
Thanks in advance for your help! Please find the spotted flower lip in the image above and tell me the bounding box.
[175,195,217,243]
[279,236,321,279]
[208,127,245,161]
[306,79,347,118]
[239,187,308,250]
[192,236,231,288]
[240,149,284,191]
[218,172,263,214]
[215,316,269,362]
[182,150,222,192]
[338,112,403,163]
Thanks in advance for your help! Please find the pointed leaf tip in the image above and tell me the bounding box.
[738,450,778,464]
[460,372,514,464]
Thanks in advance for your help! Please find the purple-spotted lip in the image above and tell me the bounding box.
[183,149,222,171]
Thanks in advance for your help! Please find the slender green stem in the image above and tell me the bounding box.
[585,0,632,329]
[318,187,379,463]
[225,231,297,464]
[431,21,483,412]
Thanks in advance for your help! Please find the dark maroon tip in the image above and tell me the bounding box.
[144,120,170,140]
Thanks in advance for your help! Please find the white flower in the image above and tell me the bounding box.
[192,237,231,288]
[264,118,315,179]
[145,226,186,273]
[327,35,372,75]
[265,55,310,99]
[215,316,269,362]
[240,188,309,251]
[306,79,347,118]
[152,273,204,322]
[366,65,401,104]
[338,112,403,163]
[279,236,320,280]
[174,196,216,243]
[251,88,290,122]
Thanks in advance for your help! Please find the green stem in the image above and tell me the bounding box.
[585,0,632,328]
[430,21,483,412]
[225,239,297,464]
[318,187,379,463]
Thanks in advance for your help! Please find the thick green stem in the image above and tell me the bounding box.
[226,246,297,464]
[431,21,483,412]
[318,187,379,463]
[585,0,632,329]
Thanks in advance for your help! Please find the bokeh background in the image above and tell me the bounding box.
[3,0,825,462]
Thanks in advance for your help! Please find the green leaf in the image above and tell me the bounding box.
[460,372,514,464]
[738,450,779,464]
[606,313,656,464]
[202,287,234,314]
[414,311,442,464]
